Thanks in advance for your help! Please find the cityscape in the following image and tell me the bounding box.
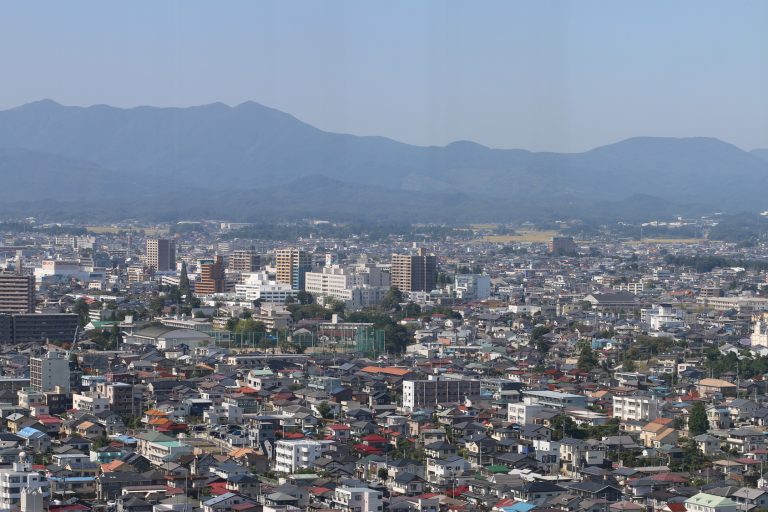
[2,2,768,512]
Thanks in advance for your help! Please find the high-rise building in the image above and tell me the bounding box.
[275,249,311,291]
[0,273,35,314]
[30,351,71,393]
[195,256,225,295]
[548,236,577,256]
[228,248,261,273]
[146,239,176,271]
[391,248,437,292]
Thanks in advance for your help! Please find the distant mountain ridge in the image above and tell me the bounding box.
[0,99,767,221]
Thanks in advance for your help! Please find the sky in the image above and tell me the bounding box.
[1,1,767,152]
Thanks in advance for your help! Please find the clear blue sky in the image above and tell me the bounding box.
[2,1,767,151]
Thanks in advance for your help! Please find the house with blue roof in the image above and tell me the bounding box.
[16,426,50,453]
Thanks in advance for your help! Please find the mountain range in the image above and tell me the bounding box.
[0,99,766,223]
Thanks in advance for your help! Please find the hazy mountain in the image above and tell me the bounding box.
[752,149,768,163]
[1,99,767,221]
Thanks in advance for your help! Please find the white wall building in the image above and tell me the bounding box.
[454,274,491,300]
[274,439,325,474]
[0,453,49,512]
[30,352,70,393]
[641,303,686,332]
[235,272,297,304]
[304,264,390,309]
[333,486,384,512]
[612,395,660,422]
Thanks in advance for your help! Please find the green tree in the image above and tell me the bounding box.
[317,401,332,419]
[179,262,191,302]
[296,291,314,305]
[623,356,637,372]
[688,401,709,436]
[73,298,90,327]
[577,344,599,372]
[381,287,404,311]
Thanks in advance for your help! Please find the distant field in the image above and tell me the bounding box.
[86,226,121,234]
[86,226,170,236]
[470,223,499,230]
[479,230,558,243]
[634,238,707,244]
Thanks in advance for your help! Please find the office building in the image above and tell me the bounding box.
[235,272,296,304]
[196,256,225,295]
[304,263,390,308]
[0,273,35,314]
[228,248,261,273]
[275,249,311,291]
[402,378,481,412]
[11,313,78,344]
[391,248,437,292]
[30,351,71,393]
[146,239,176,271]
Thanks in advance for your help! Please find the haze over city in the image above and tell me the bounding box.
[4,4,768,512]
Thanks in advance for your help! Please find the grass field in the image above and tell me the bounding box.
[86,226,122,234]
[478,230,558,243]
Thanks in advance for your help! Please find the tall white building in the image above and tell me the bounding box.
[454,274,491,300]
[274,439,325,474]
[304,263,390,309]
[0,453,50,512]
[235,272,297,304]
[30,351,71,393]
[612,395,659,422]
[641,304,686,332]
[751,312,768,348]
[333,486,384,512]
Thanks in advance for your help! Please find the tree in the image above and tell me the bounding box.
[73,298,90,327]
[577,344,599,372]
[317,401,332,419]
[688,401,709,436]
[296,291,314,305]
[179,262,191,302]
[622,356,637,372]
[377,468,388,480]
[403,302,421,318]
[381,287,404,311]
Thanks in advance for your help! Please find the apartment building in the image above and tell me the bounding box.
[333,486,384,512]
[228,248,261,273]
[612,395,659,422]
[522,390,587,410]
[391,248,437,293]
[274,439,325,474]
[402,378,481,412]
[0,273,34,314]
[0,454,49,511]
[275,249,311,291]
[146,239,176,271]
[30,351,71,393]
[196,256,225,295]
